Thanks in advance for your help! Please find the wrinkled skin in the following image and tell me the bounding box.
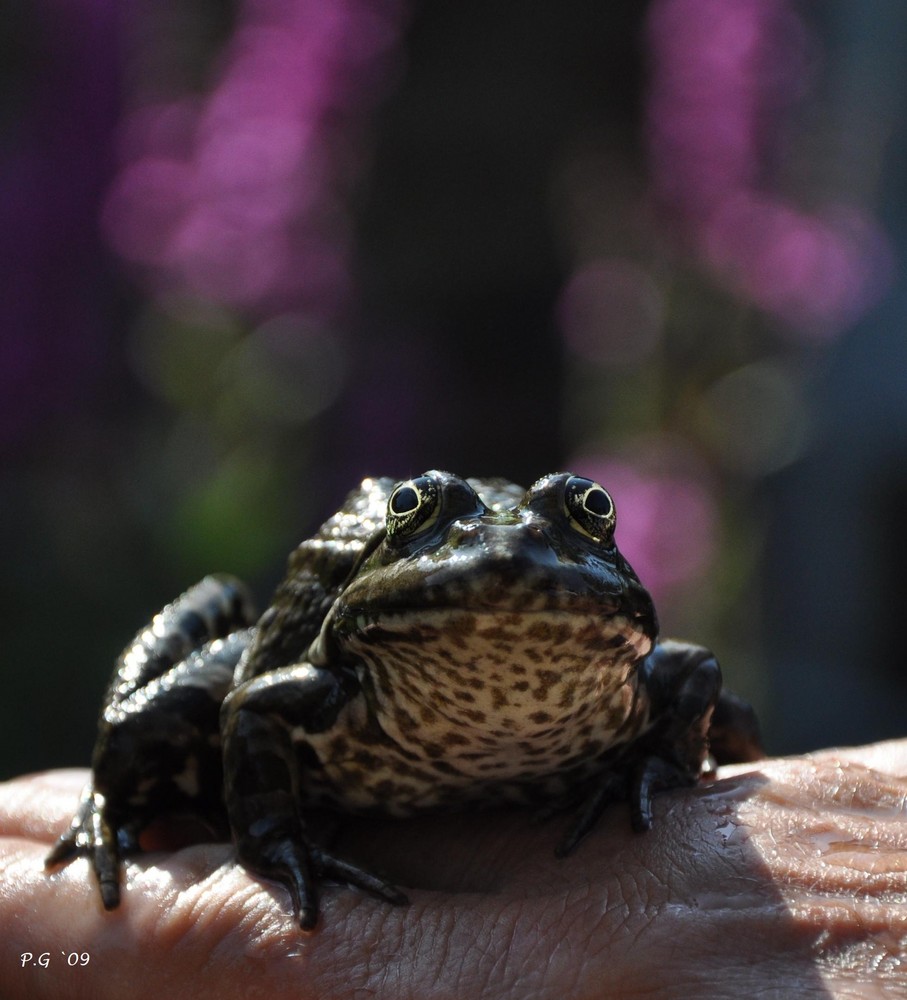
[3,740,906,1000]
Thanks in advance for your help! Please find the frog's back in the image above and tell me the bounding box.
[238,477,396,680]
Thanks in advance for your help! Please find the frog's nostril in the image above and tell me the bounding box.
[525,523,546,542]
[453,521,558,567]
[449,521,484,547]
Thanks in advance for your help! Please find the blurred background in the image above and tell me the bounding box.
[2,0,906,780]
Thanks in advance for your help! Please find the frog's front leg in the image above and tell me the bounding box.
[627,639,726,831]
[560,639,762,853]
[221,665,408,930]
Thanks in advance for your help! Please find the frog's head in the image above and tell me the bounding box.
[310,470,659,765]
[327,470,657,655]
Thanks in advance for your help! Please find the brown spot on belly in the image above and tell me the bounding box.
[442,730,472,747]
[432,759,463,775]
[429,688,457,709]
[527,620,552,642]
[532,669,559,701]
[394,706,419,734]
[353,749,380,769]
[558,680,578,708]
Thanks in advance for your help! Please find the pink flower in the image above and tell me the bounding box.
[645,0,891,337]
[102,0,409,318]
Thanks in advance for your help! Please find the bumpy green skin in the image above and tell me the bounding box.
[46,470,763,930]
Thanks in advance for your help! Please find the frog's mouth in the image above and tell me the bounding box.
[332,604,655,663]
[336,548,657,626]
[308,554,658,670]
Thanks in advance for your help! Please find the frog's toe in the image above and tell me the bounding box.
[630,754,695,832]
[310,845,409,908]
[45,787,94,869]
[237,834,322,929]
[45,833,122,909]
[45,784,124,908]
[241,838,407,930]
[91,842,122,909]
[45,830,78,869]
[278,847,321,931]
[556,771,626,856]
[556,752,699,853]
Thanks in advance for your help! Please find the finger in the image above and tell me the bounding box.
[810,737,907,778]
[0,770,89,843]
[716,738,907,780]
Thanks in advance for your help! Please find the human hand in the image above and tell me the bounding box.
[2,741,906,1000]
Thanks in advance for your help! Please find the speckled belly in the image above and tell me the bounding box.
[293,610,653,814]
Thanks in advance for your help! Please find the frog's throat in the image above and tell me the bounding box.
[347,607,650,713]
[335,608,651,786]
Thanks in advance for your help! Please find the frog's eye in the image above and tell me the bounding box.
[386,476,440,539]
[564,477,616,543]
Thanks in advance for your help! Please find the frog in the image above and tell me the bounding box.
[46,470,763,930]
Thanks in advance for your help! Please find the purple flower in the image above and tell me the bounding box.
[102,0,409,319]
[645,0,892,337]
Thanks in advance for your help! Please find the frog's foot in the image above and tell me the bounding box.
[555,752,697,855]
[239,833,408,931]
[44,783,123,909]
[222,662,408,929]
[558,641,725,855]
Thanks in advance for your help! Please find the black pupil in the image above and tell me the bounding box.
[391,485,419,515]
[584,487,611,517]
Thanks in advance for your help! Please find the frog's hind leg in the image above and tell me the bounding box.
[221,665,408,930]
[46,577,256,910]
[708,688,763,764]
[47,631,251,906]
